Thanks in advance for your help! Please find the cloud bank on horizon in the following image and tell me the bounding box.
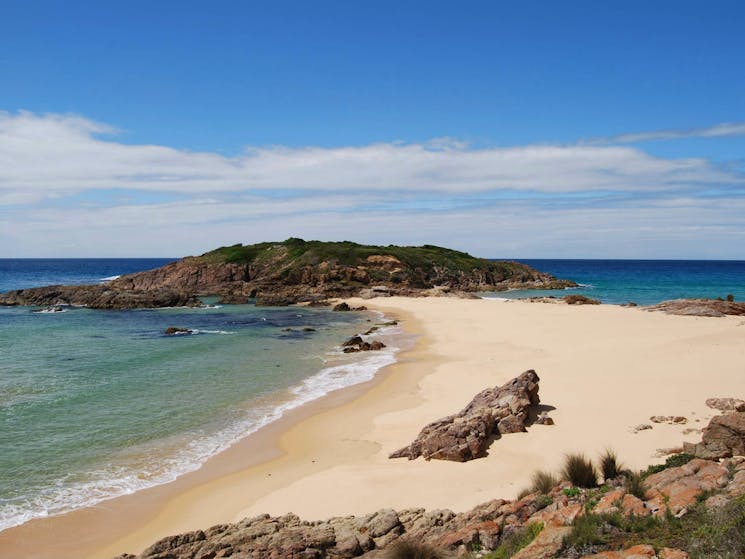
[1,111,744,259]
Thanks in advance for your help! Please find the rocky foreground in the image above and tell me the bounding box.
[114,410,745,559]
[0,239,575,309]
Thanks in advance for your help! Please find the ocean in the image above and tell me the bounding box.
[487,259,745,306]
[1,257,744,533]
[0,259,401,532]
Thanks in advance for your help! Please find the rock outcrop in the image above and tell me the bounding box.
[389,370,543,462]
[113,456,745,559]
[0,284,200,309]
[0,239,576,309]
[684,411,745,459]
[646,298,745,317]
[706,397,745,412]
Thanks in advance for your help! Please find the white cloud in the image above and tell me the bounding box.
[1,111,745,258]
[590,121,745,144]
[0,111,741,203]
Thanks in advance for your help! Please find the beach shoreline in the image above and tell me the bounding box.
[1,297,744,559]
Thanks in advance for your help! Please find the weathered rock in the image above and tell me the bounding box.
[644,459,730,515]
[646,298,745,317]
[114,453,745,559]
[343,335,364,347]
[650,416,687,425]
[342,338,387,353]
[633,424,653,433]
[563,294,601,305]
[216,293,248,304]
[706,397,745,412]
[389,370,542,462]
[621,494,649,517]
[683,412,745,459]
[333,302,352,311]
[0,284,201,310]
[593,488,626,515]
[512,526,571,559]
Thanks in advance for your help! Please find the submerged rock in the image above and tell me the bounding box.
[164,327,192,335]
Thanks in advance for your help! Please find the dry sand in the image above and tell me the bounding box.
[1,297,744,559]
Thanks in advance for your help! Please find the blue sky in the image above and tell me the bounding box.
[1,1,744,258]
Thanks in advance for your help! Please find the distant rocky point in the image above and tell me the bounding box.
[646,298,745,317]
[0,239,576,309]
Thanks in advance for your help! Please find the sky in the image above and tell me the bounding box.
[1,0,744,259]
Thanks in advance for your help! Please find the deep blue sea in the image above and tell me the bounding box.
[1,258,743,532]
[0,259,401,532]
[489,259,745,305]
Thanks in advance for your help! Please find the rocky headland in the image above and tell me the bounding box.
[0,239,576,309]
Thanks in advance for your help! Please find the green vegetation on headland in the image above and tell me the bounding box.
[198,238,546,281]
[0,239,576,308]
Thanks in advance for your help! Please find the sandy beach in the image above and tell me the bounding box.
[1,297,744,559]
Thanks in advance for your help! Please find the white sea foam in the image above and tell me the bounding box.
[32,308,67,314]
[99,275,121,282]
[0,324,403,533]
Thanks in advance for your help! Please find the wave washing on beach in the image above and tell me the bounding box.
[0,261,407,534]
[0,322,402,532]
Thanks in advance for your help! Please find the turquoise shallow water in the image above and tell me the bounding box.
[0,261,400,531]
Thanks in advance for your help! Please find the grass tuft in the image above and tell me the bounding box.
[562,453,598,488]
[599,449,622,481]
[530,470,560,494]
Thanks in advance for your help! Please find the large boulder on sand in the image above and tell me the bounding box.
[684,412,745,459]
[389,370,543,462]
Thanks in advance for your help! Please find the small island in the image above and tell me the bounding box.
[0,239,576,309]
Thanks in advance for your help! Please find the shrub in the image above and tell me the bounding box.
[530,470,559,494]
[643,453,695,478]
[689,494,745,558]
[563,513,607,549]
[384,540,449,559]
[727,294,735,302]
[486,522,543,559]
[562,453,598,488]
[599,449,622,481]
